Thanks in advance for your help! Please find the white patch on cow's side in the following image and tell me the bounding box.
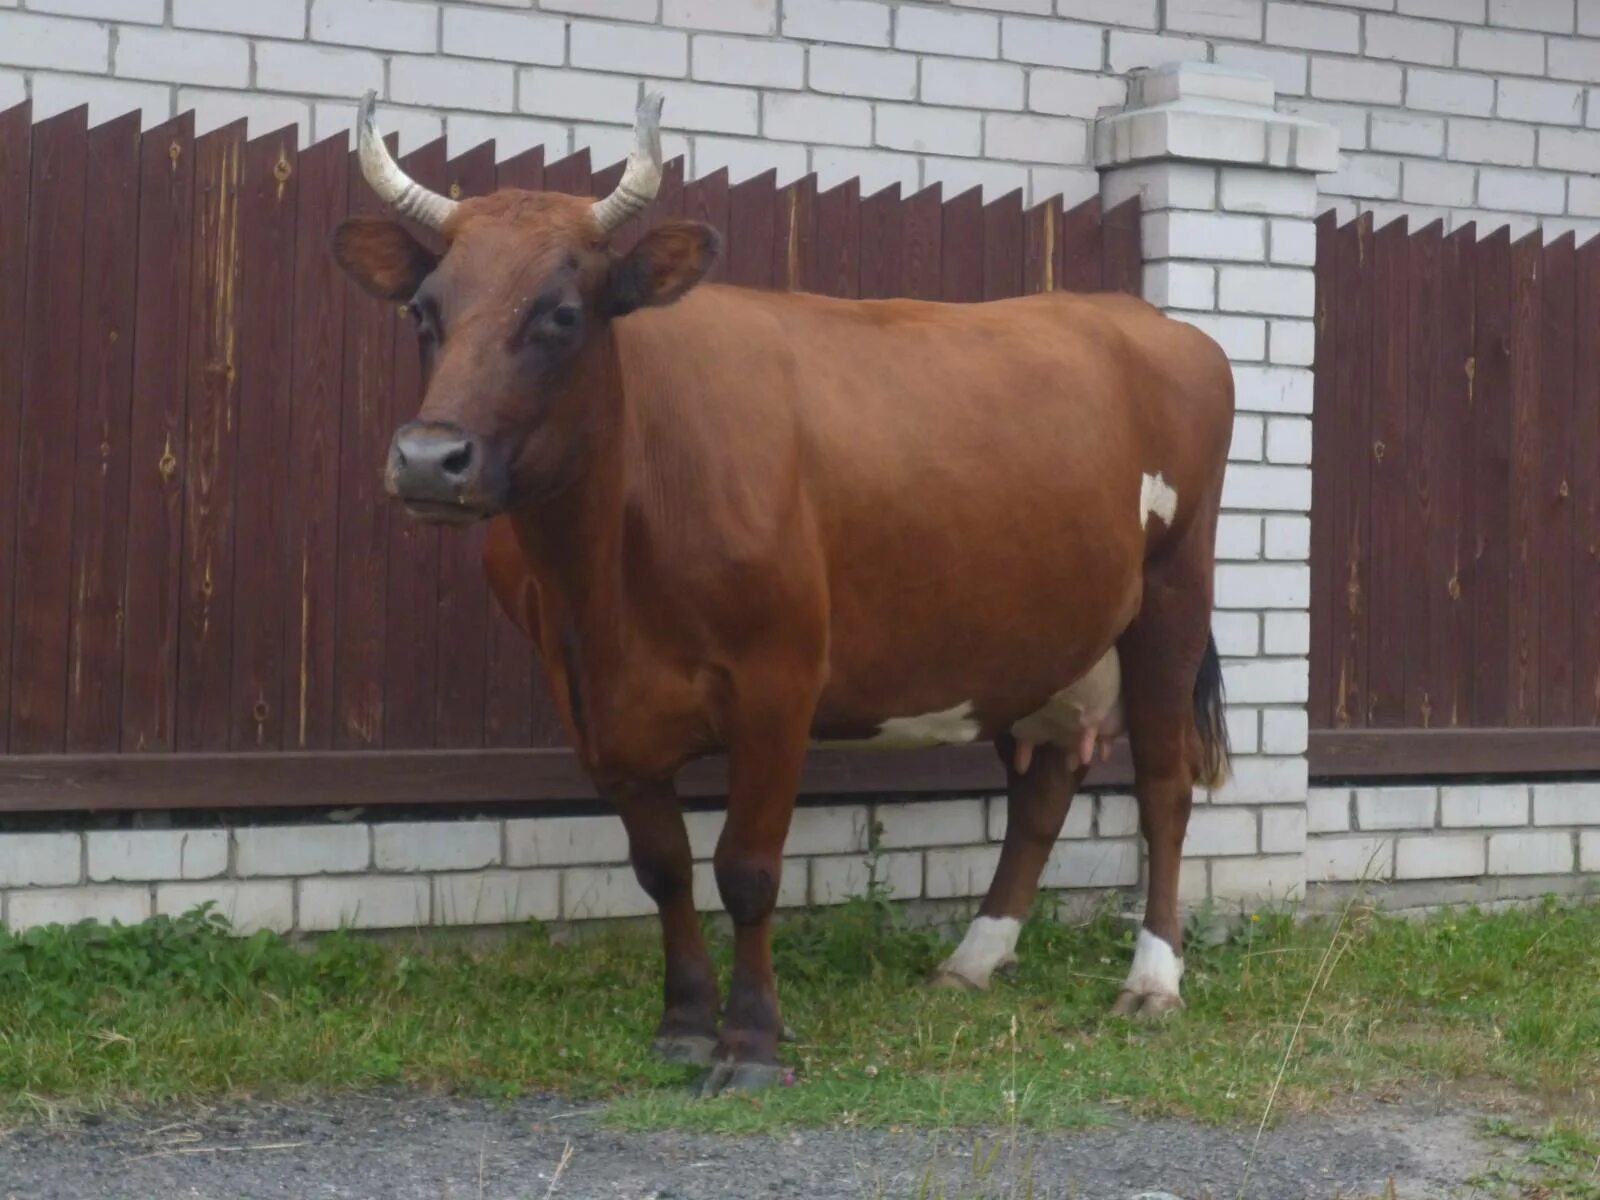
[878,701,981,745]
[939,915,1021,989]
[815,701,982,751]
[1139,471,1178,530]
[1122,927,1184,999]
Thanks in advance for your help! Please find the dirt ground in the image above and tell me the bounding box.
[0,1089,1509,1200]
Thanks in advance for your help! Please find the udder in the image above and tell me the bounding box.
[1008,649,1122,776]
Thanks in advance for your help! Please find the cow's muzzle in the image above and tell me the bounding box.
[386,420,506,523]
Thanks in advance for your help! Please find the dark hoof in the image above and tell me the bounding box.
[1111,989,1185,1019]
[651,1034,717,1067]
[694,1059,785,1097]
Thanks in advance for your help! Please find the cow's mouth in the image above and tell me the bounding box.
[399,497,490,526]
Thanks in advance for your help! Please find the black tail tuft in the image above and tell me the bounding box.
[1193,632,1231,789]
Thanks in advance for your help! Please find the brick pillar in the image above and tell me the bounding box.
[1094,62,1338,911]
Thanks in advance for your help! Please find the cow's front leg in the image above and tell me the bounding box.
[612,779,721,1065]
[698,695,813,1096]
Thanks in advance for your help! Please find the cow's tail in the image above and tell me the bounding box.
[1192,633,1231,790]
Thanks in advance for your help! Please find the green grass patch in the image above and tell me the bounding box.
[0,893,1596,1134]
[1471,1120,1600,1199]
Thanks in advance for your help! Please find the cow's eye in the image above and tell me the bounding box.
[512,292,581,349]
[409,296,442,342]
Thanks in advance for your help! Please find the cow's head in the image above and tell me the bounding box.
[331,91,718,524]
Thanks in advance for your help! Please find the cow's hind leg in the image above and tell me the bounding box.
[1112,536,1229,1018]
[933,736,1087,990]
[613,780,721,1065]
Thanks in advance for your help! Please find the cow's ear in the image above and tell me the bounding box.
[331,215,439,301]
[603,220,721,316]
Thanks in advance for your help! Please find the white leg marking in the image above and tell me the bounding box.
[938,915,1021,989]
[1139,471,1178,530]
[1122,927,1184,999]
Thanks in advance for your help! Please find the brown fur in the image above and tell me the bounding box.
[334,186,1234,1078]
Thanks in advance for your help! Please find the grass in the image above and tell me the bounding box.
[1471,1120,1600,1200]
[0,891,1596,1143]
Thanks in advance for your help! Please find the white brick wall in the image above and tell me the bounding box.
[0,0,1593,219]
[4,781,1594,934]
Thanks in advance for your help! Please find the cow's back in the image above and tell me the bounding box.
[612,285,1232,738]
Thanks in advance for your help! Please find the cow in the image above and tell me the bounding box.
[331,92,1233,1096]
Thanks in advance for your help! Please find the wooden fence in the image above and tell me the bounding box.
[1308,212,1600,779]
[0,102,1139,811]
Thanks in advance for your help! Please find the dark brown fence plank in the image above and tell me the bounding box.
[333,133,398,749]
[901,183,942,300]
[0,103,31,753]
[542,147,591,198]
[65,111,140,753]
[982,189,1023,300]
[777,173,817,292]
[1308,210,1337,731]
[228,127,299,751]
[941,187,983,302]
[1310,726,1600,779]
[1023,195,1061,294]
[1101,196,1141,295]
[122,113,196,753]
[11,108,88,753]
[494,142,543,191]
[1436,225,1477,726]
[1401,221,1442,728]
[1470,227,1512,726]
[1576,235,1600,725]
[1537,234,1576,726]
[1058,196,1102,293]
[858,183,901,299]
[432,142,498,749]
[812,178,859,298]
[1506,231,1542,727]
[1366,218,1409,726]
[639,155,686,232]
[1330,214,1373,728]
[379,139,447,751]
[727,168,777,289]
[283,133,346,751]
[176,121,245,751]
[683,168,729,283]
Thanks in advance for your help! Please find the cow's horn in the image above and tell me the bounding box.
[591,92,665,234]
[356,90,458,232]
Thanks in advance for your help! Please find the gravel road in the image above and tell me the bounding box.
[0,1090,1500,1200]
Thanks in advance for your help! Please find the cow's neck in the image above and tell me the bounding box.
[504,326,629,628]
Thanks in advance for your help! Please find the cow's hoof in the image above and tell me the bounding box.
[929,968,984,991]
[1111,989,1184,1019]
[694,1059,785,1097]
[651,1034,717,1067]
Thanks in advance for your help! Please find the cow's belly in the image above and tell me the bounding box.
[811,648,1122,752]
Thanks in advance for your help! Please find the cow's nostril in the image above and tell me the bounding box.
[440,443,473,478]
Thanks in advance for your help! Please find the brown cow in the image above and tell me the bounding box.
[332,93,1233,1095]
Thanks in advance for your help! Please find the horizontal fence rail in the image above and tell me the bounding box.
[0,102,1140,811]
[1310,212,1600,760]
